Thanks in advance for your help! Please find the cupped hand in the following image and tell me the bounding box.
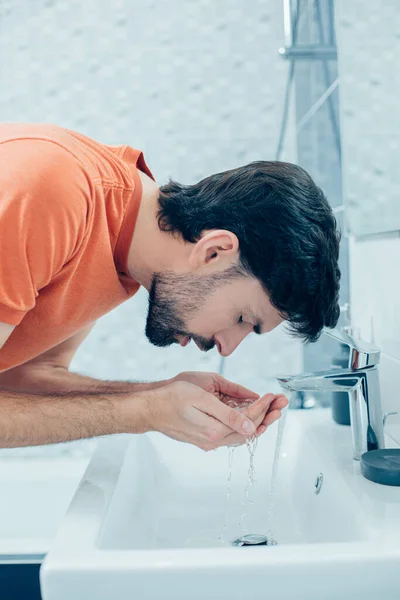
[219,393,289,448]
[172,371,288,438]
[143,380,258,450]
[171,371,260,404]
[152,371,288,450]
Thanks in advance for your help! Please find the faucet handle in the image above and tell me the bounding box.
[323,327,380,369]
[383,411,399,428]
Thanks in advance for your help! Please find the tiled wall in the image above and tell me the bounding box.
[337,1,400,422]
[336,0,400,236]
[292,0,350,375]
[349,233,400,421]
[0,1,302,455]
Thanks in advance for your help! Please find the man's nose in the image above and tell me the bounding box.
[214,324,253,357]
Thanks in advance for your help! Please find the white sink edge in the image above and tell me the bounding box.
[41,410,400,570]
[42,539,400,571]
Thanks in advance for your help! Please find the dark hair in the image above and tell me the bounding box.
[156,161,341,343]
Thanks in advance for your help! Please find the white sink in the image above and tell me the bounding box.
[41,409,400,600]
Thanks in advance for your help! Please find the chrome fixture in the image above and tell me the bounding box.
[280,0,337,61]
[277,328,384,461]
[278,45,337,60]
[232,534,277,547]
[314,473,324,495]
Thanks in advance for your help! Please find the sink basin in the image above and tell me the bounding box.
[41,409,400,600]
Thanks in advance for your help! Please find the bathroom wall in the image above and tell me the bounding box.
[336,1,400,422]
[349,234,400,421]
[0,1,301,455]
[292,0,350,376]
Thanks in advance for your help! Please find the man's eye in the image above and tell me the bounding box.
[238,315,243,324]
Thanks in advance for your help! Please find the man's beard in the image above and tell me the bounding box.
[145,265,244,351]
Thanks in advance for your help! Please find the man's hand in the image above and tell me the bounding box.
[170,371,288,441]
[171,371,260,404]
[222,393,288,446]
[140,380,288,451]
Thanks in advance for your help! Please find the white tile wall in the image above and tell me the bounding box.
[379,353,400,424]
[349,233,400,419]
[336,0,400,235]
[336,1,400,135]
[337,2,400,426]
[349,234,400,361]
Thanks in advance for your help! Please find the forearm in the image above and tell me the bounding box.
[0,366,163,448]
[0,386,149,449]
[0,365,171,395]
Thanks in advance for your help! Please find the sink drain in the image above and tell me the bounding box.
[232,534,277,547]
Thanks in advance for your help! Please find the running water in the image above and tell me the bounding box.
[265,405,288,543]
[238,427,260,534]
[245,433,258,501]
[223,398,259,537]
[219,445,236,544]
[187,398,288,547]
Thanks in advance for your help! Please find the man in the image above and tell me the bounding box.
[0,123,340,450]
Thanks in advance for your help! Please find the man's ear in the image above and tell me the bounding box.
[188,230,239,269]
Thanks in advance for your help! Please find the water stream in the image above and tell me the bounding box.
[186,398,288,547]
[218,445,236,544]
[224,398,261,538]
[264,405,288,543]
[239,432,258,534]
[224,400,288,544]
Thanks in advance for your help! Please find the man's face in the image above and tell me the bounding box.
[145,268,284,357]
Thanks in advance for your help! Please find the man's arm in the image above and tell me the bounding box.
[0,323,165,448]
[0,386,149,449]
[0,322,170,395]
[0,365,171,395]
[0,326,273,450]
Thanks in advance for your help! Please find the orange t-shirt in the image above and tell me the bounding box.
[0,122,155,373]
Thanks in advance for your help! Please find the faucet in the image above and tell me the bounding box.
[277,328,384,460]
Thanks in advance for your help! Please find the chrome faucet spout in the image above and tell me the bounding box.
[277,372,361,394]
[277,329,384,461]
[323,327,380,369]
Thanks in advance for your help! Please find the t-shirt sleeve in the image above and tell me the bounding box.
[0,138,90,325]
